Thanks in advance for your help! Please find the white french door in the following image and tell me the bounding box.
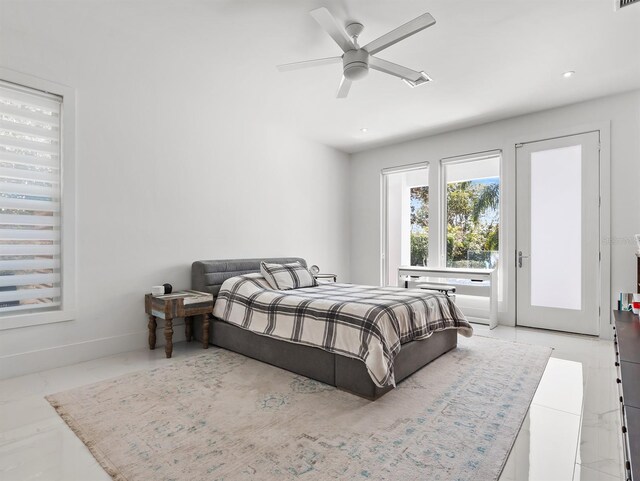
[516,131,600,335]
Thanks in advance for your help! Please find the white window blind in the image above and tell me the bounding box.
[0,81,62,315]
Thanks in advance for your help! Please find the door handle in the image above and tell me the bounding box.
[518,251,530,268]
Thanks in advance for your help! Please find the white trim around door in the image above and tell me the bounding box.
[515,130,603,335]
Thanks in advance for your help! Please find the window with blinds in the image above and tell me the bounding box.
[0,81,62,316]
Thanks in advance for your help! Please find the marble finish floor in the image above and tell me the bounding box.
[0,325,623,481]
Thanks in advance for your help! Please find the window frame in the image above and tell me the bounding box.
[439,150,502,270]
[380,161,429,286]
[0,67,76,330]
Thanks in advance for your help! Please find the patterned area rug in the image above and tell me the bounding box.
[47,335,551,481]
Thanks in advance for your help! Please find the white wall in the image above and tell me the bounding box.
[350,89,640,333]
[0,2,351,378]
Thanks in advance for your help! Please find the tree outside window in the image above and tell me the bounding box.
[446,178,499,269]
[410,186,429,266]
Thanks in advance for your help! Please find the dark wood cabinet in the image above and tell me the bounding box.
[637,254,639,293]
[614,309,640,481]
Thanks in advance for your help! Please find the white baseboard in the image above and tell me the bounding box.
[0,326,187,380]
[466,316,490,325]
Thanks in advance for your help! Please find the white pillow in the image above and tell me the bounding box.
[260,261,317,290]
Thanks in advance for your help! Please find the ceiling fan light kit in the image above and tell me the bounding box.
[343,49,369,80]
[277,8,436,98]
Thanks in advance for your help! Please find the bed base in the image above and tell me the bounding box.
[195,318,457,400]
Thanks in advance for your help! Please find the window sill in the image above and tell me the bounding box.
[0,309,76,331]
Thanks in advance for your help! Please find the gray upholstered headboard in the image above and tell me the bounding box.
[191,257,307,298]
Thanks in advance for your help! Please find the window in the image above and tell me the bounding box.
[0,72,75,329]
[410,184,429,266]
[382,164,428,286]
[443,154,500,269]
[381,152,501,323]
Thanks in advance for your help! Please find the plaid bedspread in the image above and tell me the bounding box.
[213,273,473,387]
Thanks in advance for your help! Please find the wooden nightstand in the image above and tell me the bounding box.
[144,290,214,358]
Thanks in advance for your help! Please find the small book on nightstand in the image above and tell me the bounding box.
[154,290,213,305]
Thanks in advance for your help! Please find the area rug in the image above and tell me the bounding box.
[46,335,551,481]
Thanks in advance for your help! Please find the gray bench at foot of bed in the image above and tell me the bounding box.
[194,318,457,400]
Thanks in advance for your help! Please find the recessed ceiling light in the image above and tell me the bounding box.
[562,71,575,78]
[360,128,369,133]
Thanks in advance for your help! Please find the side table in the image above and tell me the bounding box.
[313,273,337,283]
[144,290,214,358]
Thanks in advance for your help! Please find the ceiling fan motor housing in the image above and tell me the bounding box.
[343,49,369,80]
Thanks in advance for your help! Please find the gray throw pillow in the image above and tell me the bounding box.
[260,261,317,290]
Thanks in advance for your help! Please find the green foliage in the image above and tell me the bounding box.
[446,182,474,228]
[472,182,500,223]
[410,186,429,266]
[409,180,500,269]
[410,232,428,266]
[410,186,429,228]
[446,181,499,268]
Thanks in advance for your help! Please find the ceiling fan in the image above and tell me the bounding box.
[277,8,436,98]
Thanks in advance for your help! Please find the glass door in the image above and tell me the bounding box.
[515,132,600,335]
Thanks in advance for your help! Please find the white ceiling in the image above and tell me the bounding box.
[18,0,639,154]
[211,0,640,153]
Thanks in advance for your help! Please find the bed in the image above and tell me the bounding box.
[192,257,472,400]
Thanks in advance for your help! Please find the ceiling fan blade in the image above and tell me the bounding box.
[277,56,342,72]
[363,13,435,55]
[310,7,355,53]
[336,76,352,98]
[369,56,424,82]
